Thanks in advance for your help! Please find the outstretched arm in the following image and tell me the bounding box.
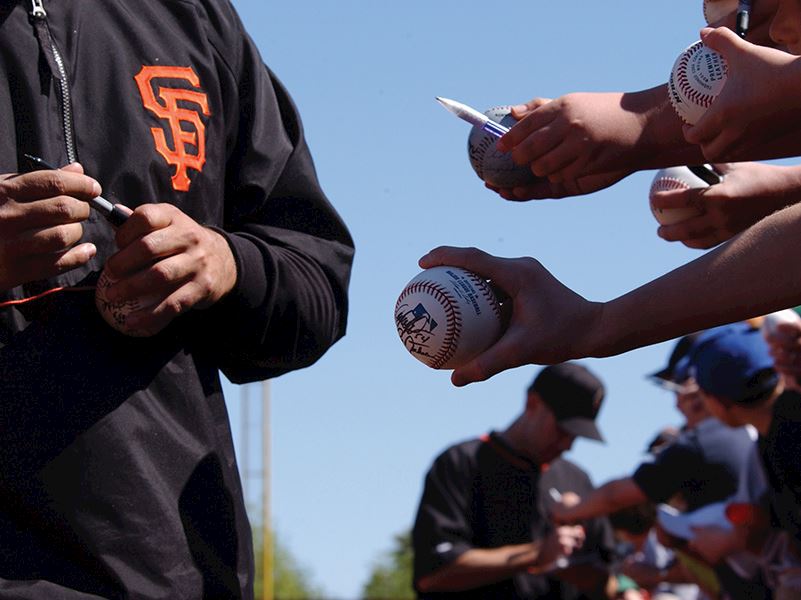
[420,201,801,385]
[551,478,647,525]
[651,162,801,249]
[492,85,704,199]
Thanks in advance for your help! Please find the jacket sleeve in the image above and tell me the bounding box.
[196,5,354,383]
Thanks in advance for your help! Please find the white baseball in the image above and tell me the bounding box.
[649,166,710,225]
[467,105,541,188]
[761,309,801,338]
[95,269,155,337]
[668,41,728,125]
[703,0,738,25]
[394,266,504,370]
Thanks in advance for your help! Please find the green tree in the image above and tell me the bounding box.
[362,530,415,599]
[253,529,326,600]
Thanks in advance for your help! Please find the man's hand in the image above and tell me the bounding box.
[487,169,632,202]
[535,525,586,569]
[550,491,582,526]
[0,163,98,291]
[419,246,603,386]
[652,162,801,249]
[100,203,237,336]
[684,27,801,161]
[496,92,653,184]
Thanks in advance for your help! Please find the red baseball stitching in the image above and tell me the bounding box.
[675,42,727,109]
[462,271,503,321]
[650,177,690,195]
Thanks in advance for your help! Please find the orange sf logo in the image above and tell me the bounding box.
[134,66,211,192]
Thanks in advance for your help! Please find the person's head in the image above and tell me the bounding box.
[649,333,710,428]
[608,502,657,547]
[770,0,801,54]
[516,363,605,463]
[684,323,781,427]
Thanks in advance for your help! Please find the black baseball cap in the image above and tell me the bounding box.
[648,333,702,391]
[529,363,605,442]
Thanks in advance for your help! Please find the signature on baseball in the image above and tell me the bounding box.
[396,302,439,360]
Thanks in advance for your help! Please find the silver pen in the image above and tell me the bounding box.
[735,0,750,38]
[548,488,563,503]
[436,96,510,139]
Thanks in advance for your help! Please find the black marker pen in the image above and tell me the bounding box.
[23,154,130,226]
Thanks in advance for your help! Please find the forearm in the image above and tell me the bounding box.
[416,543,540,592]
[592,202,801,358]
[560,478,644,522]
[207,234,353,382]
[616,85,705,171]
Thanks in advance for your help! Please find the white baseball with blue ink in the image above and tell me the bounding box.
[467,106,540,188]
[394,266,504,370]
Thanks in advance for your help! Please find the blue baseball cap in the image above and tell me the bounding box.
[684,323,778,403]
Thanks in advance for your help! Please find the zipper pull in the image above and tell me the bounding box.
[30,0,46,19]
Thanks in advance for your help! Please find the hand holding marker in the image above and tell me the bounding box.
[23,154,130,226]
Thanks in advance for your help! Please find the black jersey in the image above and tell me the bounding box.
[412,432,614,599]
[633,417,755,511]
[760,390,801,556]
[0,0,353,597]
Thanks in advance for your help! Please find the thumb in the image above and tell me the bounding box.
[510,97,551,119]
[700,25,744,57]
[59,162,86,175]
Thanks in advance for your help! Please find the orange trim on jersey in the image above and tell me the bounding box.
[0,286,95,309]
[481,432,538,471]
[134,65,211,193]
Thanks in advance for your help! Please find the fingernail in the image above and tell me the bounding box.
[90,179,101,196]
[83,243,97,260]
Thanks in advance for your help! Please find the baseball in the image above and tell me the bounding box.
[703,0,738,25]
[648,166,711,225]
[467,106,541,188]
[95,269,153,337]
[761,309,801,338]
[394,266,505,370]
[668,41,728,125]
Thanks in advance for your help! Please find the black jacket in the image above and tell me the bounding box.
[0,0,354,597]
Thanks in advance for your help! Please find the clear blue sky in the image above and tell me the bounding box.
[223,1,725,597]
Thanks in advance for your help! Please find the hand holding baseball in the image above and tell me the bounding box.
[496,92,649,185]
[653,162,801,249]
[486,169,632,202]
[96,203,237,336]
[0,163,97,292]
[418,246,603,386]
[467,106,542,188]
[684,27,801,161]
[394,266,506,370]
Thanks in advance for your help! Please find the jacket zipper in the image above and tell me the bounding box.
[29,0,77,164]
